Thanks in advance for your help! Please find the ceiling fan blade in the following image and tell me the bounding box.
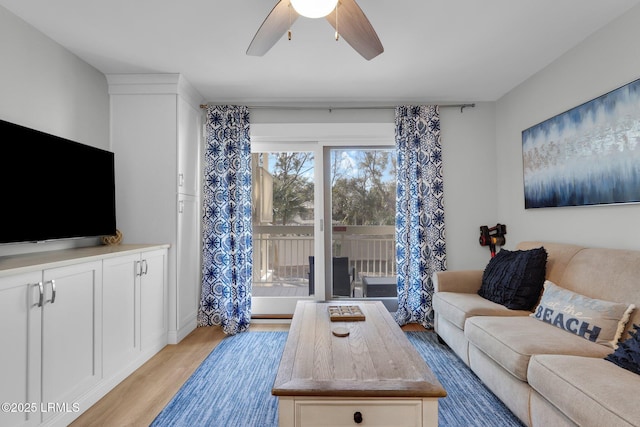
[326,0,383,60]
[247,1,299,56]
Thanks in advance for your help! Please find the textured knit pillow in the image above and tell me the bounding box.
[531,281,636,348]
[478,247,547,310]
[606,324,640,375]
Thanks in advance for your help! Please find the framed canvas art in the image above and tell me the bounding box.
[522,78,640,209]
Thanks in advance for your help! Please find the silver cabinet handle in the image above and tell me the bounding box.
[50,280,56,304]
[45,280,56,304]
[35,282,44,307]
[135,260,142,277]
[142,259,148,275]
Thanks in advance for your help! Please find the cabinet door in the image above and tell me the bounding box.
[102,253,140,378]
[41,261,102,423]
[140,249,167,350]
[0,271,42,427]
[177,96,200,196]
[178,194,200,333]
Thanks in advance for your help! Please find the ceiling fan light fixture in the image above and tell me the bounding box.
[290,0,338,18]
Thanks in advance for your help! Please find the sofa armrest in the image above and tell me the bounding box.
[433,270,483,294]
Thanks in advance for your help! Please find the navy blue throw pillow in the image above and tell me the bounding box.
[478,247,547,311]
[606,324,640,375]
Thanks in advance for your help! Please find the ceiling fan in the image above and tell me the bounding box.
[246,0,384,60]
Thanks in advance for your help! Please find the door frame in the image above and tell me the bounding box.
[250,122,394,316]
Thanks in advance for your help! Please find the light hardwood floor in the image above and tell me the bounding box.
[71,322,425,426]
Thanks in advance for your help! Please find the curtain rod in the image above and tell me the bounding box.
[199,103,476,113]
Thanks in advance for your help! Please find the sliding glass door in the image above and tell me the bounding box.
[251,143,321,315]
[327,148,396,300]
[250,139,395,316]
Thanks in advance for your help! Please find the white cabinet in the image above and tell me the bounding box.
[107,73,202,344]
[178,95,200,197]
[103,248,167,380]
[0,271,41,427]
[102,253,139,378]
[176,94,201,337]
[0,260,102,427]
[139,249,168,351]
[0,244,167,427]
[177,194,200,331]
[41,261,102,424]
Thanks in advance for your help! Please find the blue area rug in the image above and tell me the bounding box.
[151,330,524,427]
[407,332,524,427]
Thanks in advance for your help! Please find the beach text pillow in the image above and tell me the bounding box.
[531,281,635,348]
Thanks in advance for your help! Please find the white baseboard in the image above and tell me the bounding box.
[167,315,197,344]
[251,318,292,324]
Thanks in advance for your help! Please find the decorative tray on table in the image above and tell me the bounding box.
[328,305,366,321]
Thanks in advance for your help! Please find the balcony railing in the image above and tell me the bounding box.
[252,225,396,295]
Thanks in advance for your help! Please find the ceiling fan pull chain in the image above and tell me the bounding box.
[335,2,340,41]
[288,2,293,40]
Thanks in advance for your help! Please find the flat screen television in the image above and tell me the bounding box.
[0,118,116,244]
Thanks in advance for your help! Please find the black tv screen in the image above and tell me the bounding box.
[0,119,116,244]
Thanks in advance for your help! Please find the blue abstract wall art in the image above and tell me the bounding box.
[522,78,640,208]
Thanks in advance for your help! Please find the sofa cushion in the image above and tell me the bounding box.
[531,281,636,348]
[478,247,547,310]
[528,354,640,427]
[606,324,640,375]
[433,292,530,329]
[465,316,611,381]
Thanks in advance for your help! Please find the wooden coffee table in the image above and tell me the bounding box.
[272,301,446,427]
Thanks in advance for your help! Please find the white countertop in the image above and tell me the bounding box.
[0,243,170,276]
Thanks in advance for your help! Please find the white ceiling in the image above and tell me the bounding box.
[2,0,639,105]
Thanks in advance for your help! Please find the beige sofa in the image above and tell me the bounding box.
[433,241,640,427]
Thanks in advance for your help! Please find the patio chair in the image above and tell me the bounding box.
[332,257,355,297]
[308,256,355,297]
[308,255,315,296]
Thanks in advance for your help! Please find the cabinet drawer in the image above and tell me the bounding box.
[294,398,425,427]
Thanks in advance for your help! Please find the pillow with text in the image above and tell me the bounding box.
[531,280,635,348]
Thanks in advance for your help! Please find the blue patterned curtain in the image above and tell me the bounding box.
[199,105,253,335]
[395,105,447,328]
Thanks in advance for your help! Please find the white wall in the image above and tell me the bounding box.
[0,6,109,149]
[0,6,110,256]
[495,4,640,251]
[251,103,499,271]
[440,103,498,269]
